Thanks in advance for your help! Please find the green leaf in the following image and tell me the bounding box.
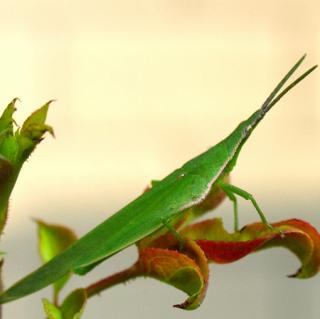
[0,99,18,163]
[0,98,17,135]
[60,289,87,319]
[36,220,77,300]
[0,136,18,164]
[37,220,77,262]
[42,299,63,319]
[17,101,54,164]
[21,100,52,131]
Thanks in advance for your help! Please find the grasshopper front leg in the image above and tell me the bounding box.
[218,181,274,231]
[219,185,239,231]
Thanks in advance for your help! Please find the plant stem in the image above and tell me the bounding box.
[0,259,3,319]
[85,263,141,298]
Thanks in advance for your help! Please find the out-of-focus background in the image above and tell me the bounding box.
[0,0,319,318]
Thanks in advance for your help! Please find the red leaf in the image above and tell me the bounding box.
[196,237,268,263]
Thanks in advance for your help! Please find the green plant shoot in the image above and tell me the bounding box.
[0,55,317,304]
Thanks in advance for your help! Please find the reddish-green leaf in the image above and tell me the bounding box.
[242,219,320,278]
[138,239,208,310]
[182,218,320,278]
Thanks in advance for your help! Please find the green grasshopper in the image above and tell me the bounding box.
[0,55,317,304]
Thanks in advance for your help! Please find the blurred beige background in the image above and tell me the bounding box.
[0,0,319,318]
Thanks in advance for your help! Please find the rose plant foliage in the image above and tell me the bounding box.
[0,93,319,318]
[0,56,319,319]
[35,180,320,317]
[40,196,320,317]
